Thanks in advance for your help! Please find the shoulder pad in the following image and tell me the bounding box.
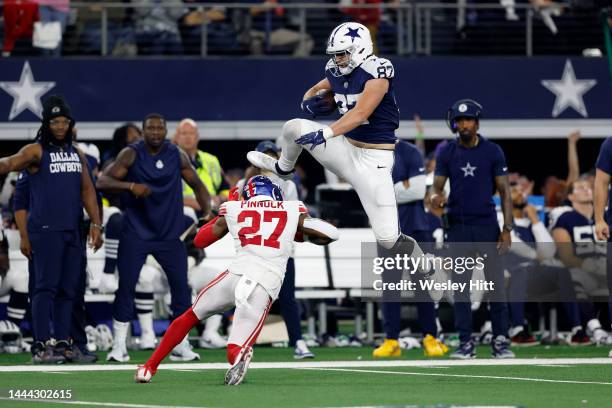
[360,57,395,79]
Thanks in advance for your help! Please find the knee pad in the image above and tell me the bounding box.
[282,118,303,142]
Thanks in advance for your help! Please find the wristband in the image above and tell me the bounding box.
[91,223,105,232]
[322,126,334,140]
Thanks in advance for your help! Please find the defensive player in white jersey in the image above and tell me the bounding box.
[247,21,425,263]
[135,176,338,385]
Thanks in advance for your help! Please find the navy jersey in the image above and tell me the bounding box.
[435,136,507,225]
[325,56,399,144]
[393,141,427,233]
[124,140,184,241]
[595,137,612,224]
[426,212,444,245]
[553,210,606,258]
[28,142,83,232]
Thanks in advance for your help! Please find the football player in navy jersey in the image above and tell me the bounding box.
[247,22,426,266]
[504,183,555,346]
[373,140,446,358]
[96,113,212,363]
[0,95,103,363]
[594,137,612,356]
[552,178,610,345]
[431,99,514,359]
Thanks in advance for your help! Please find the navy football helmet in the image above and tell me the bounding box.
[242,175,283,201]
[445,99,483,133]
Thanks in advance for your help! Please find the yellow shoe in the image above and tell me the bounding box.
[437,338,449,354]
[423,334,445,357]
[373,339,401,358]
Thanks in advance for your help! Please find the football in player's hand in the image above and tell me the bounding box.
[316,89,335,108]
[301,90,336,117]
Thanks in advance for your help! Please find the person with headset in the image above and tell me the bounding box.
[430,99,514,359]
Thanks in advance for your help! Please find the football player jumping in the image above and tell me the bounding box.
[247,22,426,262]
[135,176,338,385]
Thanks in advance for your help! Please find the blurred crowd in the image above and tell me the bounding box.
[1,0,609,57]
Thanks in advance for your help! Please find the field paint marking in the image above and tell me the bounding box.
[299,367,612,386]
[47,371,72,375]
[0,397,206,408]
[0,358,610,373]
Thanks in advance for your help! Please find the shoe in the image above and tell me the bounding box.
[608,349,612,357]
[139,334,158,350]
[372,339,401,358]
[423,334,446,357]
[135,364,156,383]
[570,329,591,346]
[199,331,226,349]
[106,346,130,362]
[225,346,253,386]
[511,330,539,347]
[591,328,611,346]
[450,341,476,359]
[492,335,515,359]
[294,339,315,359]
[246,151,293,180]
[170,338,200,362]
[32,341,66,364]
[65,344,98,363]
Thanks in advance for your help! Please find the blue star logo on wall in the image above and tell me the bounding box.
[344,27,362,43]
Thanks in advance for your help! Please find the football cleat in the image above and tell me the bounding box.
[492,335,515,359]
[569,328,591,346]
[511,329,539,347]
[293,339,315,359]
[31,341,66,365]
[423,334,447,357]
[450,340,476,359]
[372,339,401,358]
[608,349,612,358]
[199,331,227,349]
[224,346,253,386]
[106,346,130,362]
[170,338,200,362]
[246,151,294,180]
[139,333,158,350]
[135,365,156,383]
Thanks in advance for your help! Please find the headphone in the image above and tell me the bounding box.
[445,99,483,133]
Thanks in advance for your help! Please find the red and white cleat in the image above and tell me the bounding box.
[224,346,253,386]
[134,365,156,383]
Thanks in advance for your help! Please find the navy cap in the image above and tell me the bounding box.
[256,140,280,153]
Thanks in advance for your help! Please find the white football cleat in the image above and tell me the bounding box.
[106,346,130,362]
[199,331,226,349]
[293,340,315,359]
[225,346,253,386]
[169,338,200,362]
[246,151,294,180]
[608,349,612,357]
[134,365,155,383]
[139,334,158,350]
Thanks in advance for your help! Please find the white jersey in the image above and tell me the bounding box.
[219,197,307,299]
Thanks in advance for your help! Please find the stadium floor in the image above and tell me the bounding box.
[0,347,610,408]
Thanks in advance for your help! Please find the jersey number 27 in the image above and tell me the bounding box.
[237,210,287,249]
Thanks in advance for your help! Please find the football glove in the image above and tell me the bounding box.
[301,95,336,117]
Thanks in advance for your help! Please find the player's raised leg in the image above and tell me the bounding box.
[224,281,272,386]
[135,270,236,383]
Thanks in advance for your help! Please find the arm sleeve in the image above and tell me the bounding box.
[532,222,557,259]
[394,175,427,204]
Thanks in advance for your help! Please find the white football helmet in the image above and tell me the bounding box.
[326,22,374,76]
[0,320,22,354]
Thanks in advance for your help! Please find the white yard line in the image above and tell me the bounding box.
[298,367,612,386]
[0,398,206,408]
[0,358,610,373]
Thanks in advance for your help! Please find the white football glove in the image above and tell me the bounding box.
[98,273,118,294]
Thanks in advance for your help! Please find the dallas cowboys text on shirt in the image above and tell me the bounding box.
[49,152,82,174]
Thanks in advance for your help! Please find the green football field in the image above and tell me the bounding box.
[0,346,611,408]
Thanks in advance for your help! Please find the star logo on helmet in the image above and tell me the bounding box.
[344,27,362,43]
[458,104,468,113]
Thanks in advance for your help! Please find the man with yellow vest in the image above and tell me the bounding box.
[173,118,229,349]
[174,118,228,212]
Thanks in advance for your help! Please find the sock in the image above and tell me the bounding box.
[204,314,222,336]
[146,309,199,371]
[7,290,28,327]
[112,319,130,350]
[227,343,242,364]
[138,312,155,340]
